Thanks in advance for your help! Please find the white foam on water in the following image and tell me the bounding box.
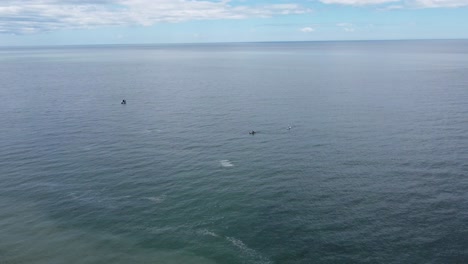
[145,195,166,204]
[78,145,95,151]
[140,129,161,134]
[220,160,234,167]
[197,229,219,237]
[226,236,272,264]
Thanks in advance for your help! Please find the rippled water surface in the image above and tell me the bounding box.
[1,41,468,263]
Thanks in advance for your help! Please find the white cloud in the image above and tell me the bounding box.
[0,0,310,34]
[320,0,399,5]
[337,23,356,32]
[410,0,468,7]
[320,0,468,7]
[300,27,315,33]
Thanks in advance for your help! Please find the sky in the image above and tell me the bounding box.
[0,0,467,46]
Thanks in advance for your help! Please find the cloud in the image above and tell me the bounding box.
[319,0,399,5]
[410,0,468,8]
[300,27,315,33]
[0,0,310,34]
[337,23,356,32]
[319,0,468,7]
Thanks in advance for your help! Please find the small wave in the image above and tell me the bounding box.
[66,191,119,209]
[197,229,220,237]
[226,236,271,264]
[220,160,234,167]
[78,145,95,151]
[140,129,162,134]
[145,195,166,204]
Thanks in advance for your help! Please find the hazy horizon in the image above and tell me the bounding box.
[1,38,468,49]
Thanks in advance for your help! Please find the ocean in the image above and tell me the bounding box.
[0,40,467,263]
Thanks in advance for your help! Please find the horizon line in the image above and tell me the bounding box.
[1,38,467,49]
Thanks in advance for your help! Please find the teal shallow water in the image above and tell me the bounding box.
[1,41,468,263]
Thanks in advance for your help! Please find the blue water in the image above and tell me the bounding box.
[1,40,467,263]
